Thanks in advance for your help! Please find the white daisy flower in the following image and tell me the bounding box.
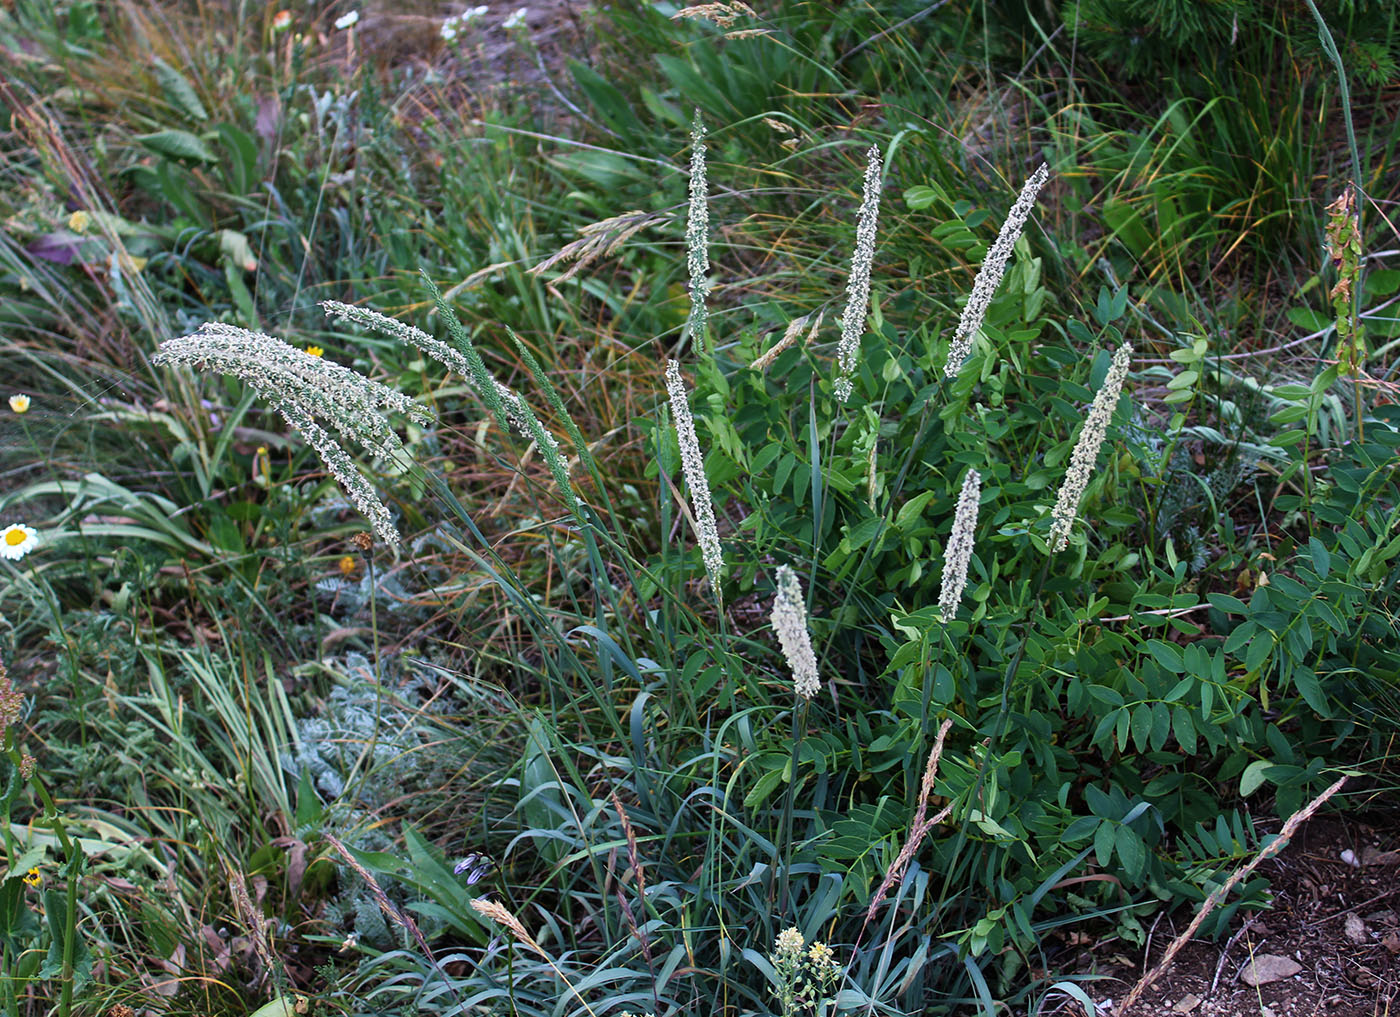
[1,525,39,561]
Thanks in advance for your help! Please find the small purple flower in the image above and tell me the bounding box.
[453,852,496,884]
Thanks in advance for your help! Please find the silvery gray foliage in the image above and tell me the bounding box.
[283,653,454,946]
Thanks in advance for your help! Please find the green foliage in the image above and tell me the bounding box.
[2,1,1398,1016]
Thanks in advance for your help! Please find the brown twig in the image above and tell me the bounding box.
[861,717,955,932]
[1117,775,1348,1015]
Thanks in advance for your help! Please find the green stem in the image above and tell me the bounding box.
[775,700,809,919]
[932,552,1053,912]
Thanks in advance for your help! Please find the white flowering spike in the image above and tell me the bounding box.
[1047,341,1133,552]
[945,163,1050,378]
[503,6,527,30]
[771,565,820,700]
[686,111,711,353]
[324,301,576,511]
[938,468,981,621]
[665,360,723,599]
[835,146,883,402]
[154,324,433,545]
[334,10,359,29]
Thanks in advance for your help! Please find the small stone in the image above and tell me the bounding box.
[1345,913,1368,944]
[1260,1007,1276,1017]
[1172,993,1202,1013]
[1239,953,1303,986]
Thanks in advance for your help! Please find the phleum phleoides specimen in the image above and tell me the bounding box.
[945,162,1050,378]
[937,468,981,621]
[834,145,883,403]
[154,323,433,545]
[665,359,724,601]
[1047,341,1133,551]
[686,111,711,353]
[771,565,819,700]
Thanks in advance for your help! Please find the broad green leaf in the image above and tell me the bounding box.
[138,129,216,162]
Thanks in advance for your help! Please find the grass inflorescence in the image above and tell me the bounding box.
[1,2,1398,1017]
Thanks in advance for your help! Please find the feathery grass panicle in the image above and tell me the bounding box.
[1047,341,1133,552]
[687,111,711,353]
[771,565,820,700]
[280,401,402,545]
[835,145,883,402]
[526,209,663,284]
[470,897,548,957]
[863,718,955,929]
[752,311,822,373]
[938,468,981,621]
[665,360,724,600]
[154,323,432,545]
[945,162,1050,378]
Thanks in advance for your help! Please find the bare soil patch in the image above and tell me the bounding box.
[1053,811,1400,1017]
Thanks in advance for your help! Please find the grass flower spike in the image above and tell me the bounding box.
[154,324,432,545]
[1,524,38,561]
[665,360,724,599]
[686,111,711,352]
[1048,341,1133,551]
[945,162,1050,378]
[772,565,819,699]
[835,145,883,402]
[938,468,981,621]
[325,299,578,512]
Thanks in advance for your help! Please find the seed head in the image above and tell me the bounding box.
[665,360,724,599]
[1048,341,1133,551]
[938,468,981,621]
[154,323,431,545]
[945,163,1050,378]
[772,565,820,700]
[686,111,711,352]
[835,146,883,402]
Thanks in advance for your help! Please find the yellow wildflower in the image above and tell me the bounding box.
[22,868,41,887]
[9,394,30,414]
[68,210,91,233]
[306,345,324,357]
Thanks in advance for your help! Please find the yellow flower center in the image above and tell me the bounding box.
[5,530,26,546]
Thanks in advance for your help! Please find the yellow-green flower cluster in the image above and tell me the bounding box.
[770,926,842,1017]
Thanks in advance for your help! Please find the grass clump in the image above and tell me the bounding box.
[1,2,1397,1016]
